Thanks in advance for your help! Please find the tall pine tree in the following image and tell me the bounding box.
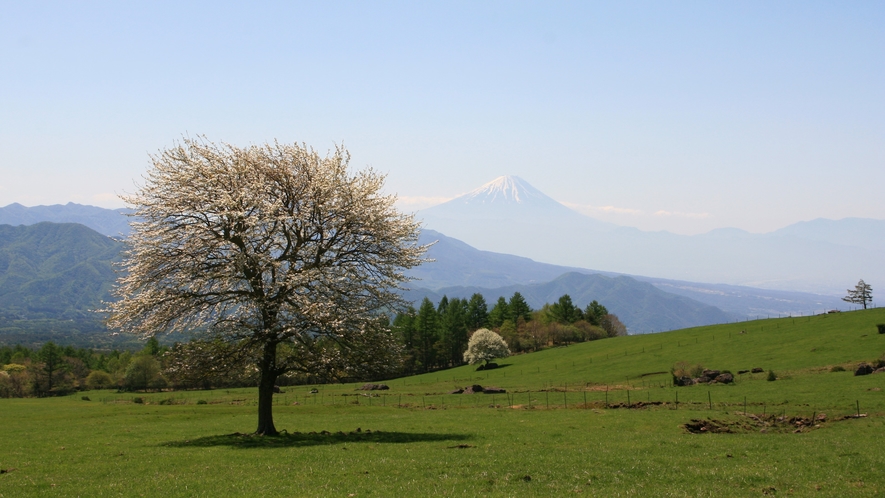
[392,306,418,372]
[440,298,469,366]
[466,293,489,330]
[549,294,581,324]
[415,298,441,371]
[583,300,608,326]
[509,292,532,323]
[488,296,511,328]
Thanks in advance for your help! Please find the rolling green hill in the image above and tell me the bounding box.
[3,306,885,496]
[11,308,881,495]
[405,307,885,382]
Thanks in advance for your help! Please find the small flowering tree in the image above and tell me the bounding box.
[463,328,510,366]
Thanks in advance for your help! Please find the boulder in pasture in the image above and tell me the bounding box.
[673,376,695,386]
[359,383,390,390]
[855,364,874,376]
[714,373,734,384]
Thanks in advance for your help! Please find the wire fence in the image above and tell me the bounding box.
[93,386,869,422]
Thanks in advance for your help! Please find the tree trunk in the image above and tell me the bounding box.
[255,342,279,436]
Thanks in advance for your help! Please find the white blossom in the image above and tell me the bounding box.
[463,328,511,365]
[105,137,429,434]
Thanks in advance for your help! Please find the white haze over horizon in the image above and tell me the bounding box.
[1,2,883,236]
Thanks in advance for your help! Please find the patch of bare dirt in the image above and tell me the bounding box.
[604,401,666,409]
[681,412,865,434]
[683,419,736,434]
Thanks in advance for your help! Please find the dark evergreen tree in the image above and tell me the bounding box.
[439,298,469,366]
[488,296,511,328]
[509,292,532,323]
[38,341,65,393]
[550,294,581,324]
[415,297,441,371]
[392,306,418,372]
[466,293,489,331]
[0,346,12,365]
[437,295,449,315]
[583,300,609,326]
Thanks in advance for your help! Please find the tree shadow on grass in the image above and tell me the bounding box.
[161,430,473,449]
[473,363,513,372]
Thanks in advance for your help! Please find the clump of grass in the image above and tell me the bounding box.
[197,399,208,405]
[767,370,777,381]
[830,365,846,372]
[876,323,885,334]
[132,397,144,404]
[81,396,91,401]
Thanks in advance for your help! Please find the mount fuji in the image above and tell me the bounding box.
[421,175,615,228]
[425,175,584,215]
[419,175,619,252]
[418,176,885,295]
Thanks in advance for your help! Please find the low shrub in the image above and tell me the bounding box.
[81,396,91,401]
[830,365,846,372]
[196,399,208,405]
[132,397,144,404]
[877,324,885,334]
[85,370,115,390]
[767,370,777,382]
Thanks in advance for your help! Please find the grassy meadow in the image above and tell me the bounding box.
[2,309,885,496]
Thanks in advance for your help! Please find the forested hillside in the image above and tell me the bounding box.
[404,272,733,333]
[0,223,123,346]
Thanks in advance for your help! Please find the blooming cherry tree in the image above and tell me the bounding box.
[107,137,428,435]
[463,328,511,366]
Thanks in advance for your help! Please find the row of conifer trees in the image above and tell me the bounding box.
[391,292,625,374]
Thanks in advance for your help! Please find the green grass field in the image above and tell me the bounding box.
[2,310,885,496]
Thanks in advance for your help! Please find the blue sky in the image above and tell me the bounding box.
[1,1,883,234]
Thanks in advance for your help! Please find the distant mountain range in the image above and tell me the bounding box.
[404,272,731,333]
[411,229,845,330]
[0,201,856,343]
[0,221,727,336]
[419,176,885,295]
[0,202,131,237]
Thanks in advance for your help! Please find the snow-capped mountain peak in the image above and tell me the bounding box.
[459,175,552,205]
[419,175,609,229]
